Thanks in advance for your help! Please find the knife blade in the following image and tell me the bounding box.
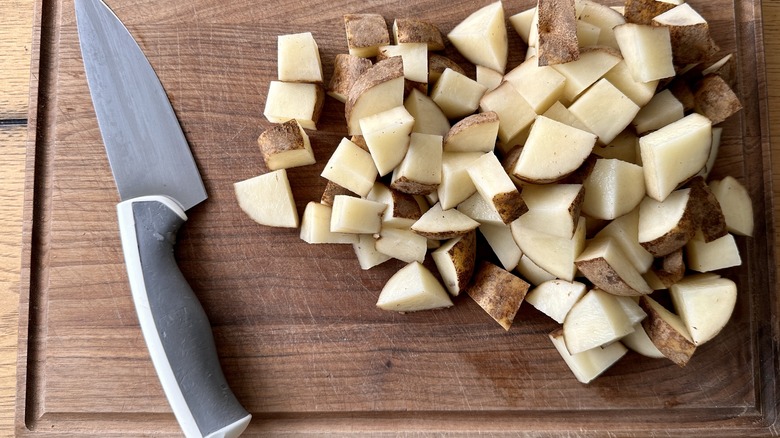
[75,0,251,436]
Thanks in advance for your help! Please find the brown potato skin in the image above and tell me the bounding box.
[652,19,719,66]
[537,0,580,66]
[391,176,438,196]
[575,257,649,296]
[624,0,676,25]
[694,74,743,125]
[327,54,372,101]
[394,18,445,51]
[640,191,701,257]
[447,230,477,294]
[444,111,499,148]
[345,57,404,126]
[639,296,696,367]
[321,181,358,207]
[652,248,685,288]
[344,14,390,51]
[689,176,728,242]
[467,261,530,330]
[257,119,305,159]
[493,191,528,224]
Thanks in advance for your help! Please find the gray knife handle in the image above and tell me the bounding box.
[117,195,251,438]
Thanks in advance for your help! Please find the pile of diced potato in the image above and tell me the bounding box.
[234,0,753,384]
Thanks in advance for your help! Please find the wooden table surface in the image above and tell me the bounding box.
[1,1,779,436]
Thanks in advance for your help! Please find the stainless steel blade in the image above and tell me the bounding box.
[75,0,207,211]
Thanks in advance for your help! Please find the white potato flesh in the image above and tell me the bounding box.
[402,89,450,137]
[503,56,566,113]
[430,68,488,119]
[458,192,504,226]
[709,176,754,236]
[594,207,654,273]
[550,48,622,103]
[444,112,500,153]
[376,262,454,312]
[685,231,742,272]
[479,223,523,270]
[378,43,428,83]
[367,183,421,229]
[353,234,392,270]
[258,119,316,171]
[431,233,475,296]
[582,158,646,220]
[447,1,508,73]
[541,101,590,132]
[576,0,626,49]
[550,329,628,384]
[476,65,504,91]
[593,129,639,164]
[320,137,378,197]
[299,202,358,244]
[670,274,737,346]
[347,76,405,135]
[511,215,586,281]
[512,116,597,183]
[467,152,525,223]
[360,106,415,176]
[517,254,557,286]
[330,195,387,234]
[639,113,711,202]
[637,188,691,244]
[375,227,428,264]
[621,323,666,359]
[563,288,635,355]
[509,7,536,44]
[263,81,322,130]
[438,152,484,210]
[576,20,601,47]
[575,236,654,296]
[615,296,647,326]
[410,202,480,239]
[568,78,641,145]
[603,60,658,107]
[479,81,537,146]
[391,133,443,195]
[614,23,675,83]
[277,32,323,83]
[525,280,587,324]
[632,89,684,134]
[235,169,298,228]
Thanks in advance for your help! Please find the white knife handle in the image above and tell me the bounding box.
[117,195,251,438]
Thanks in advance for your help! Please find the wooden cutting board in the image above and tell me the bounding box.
[16,0,780,435]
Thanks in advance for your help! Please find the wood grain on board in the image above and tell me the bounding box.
[0,0,778,436]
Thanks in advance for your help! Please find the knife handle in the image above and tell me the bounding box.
[116,195,251,438]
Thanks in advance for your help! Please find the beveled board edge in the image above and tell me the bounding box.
[13,0,780,435]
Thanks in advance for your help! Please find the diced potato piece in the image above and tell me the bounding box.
[575,236,653,296]
[709,176,754,236]
[582,158,646,220]
[447,1,508,73]
[632,89,684,134]
[375,227,428,264]
[541,101,590,132]
[536,0,579,66]
[550,47,622,103]
[277,32,323,83]
[639,295,696,366]
[330,195,386,234]
[428,54,465,85]
[568,78,641,145]
[263,81,324,130]
[345,57,405,135]
[639,112,711,202]
[652,3,719,66]
[511,215,586,282]
[521,183,584,238]
[376,262,453,312]
[458,192,504,226]
[623,0,682,25]
[509,7,536,44]
[603,60,659,107]
[525,280,587,324]
[478,81,537,146]
[367,182,423,229]
[670,274,737,346]
[593,129,639,164]
[512,116,597,183]
[327,54,372,103]
[320,137,378,197]
[517,254,557,285]
[392,18,445,50]
[702,53,736,87]
[353,234,391,270]
[503,56,566,113]
[257,119,315,170]
[430,68,488,119]
[594,207,654,274]
[443,112,499,153]
[467,261,530,330]
[299,202,357,244]
[614,23,675,83]
[438,152,483,210]
[476,65,504,91]
[685,231,742,272]
[404,88,451,137]
[563,288,635,354]
[432,231,477,296]
[235,169,299,228]
[688,176,727,242]
[576,20,601,47]
[576,0,627,49]
[549,328,628,384]
[411,202,480,240]
[320,180,358,207]
[359,106,415,176]
[377,42,428,84]
[697,127,723,180]
[637,188,700,257]
[621,323,665,359]
[391,133,443,195]
[344,13,390,58]
[480,223,523,271]
[467,152,528,224]
[693,74,743,125]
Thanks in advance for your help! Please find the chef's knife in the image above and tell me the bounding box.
[75,0,251,436]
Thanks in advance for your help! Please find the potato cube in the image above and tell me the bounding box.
[359,106,415,176]
[257,119,315,170]
[330,195,386,234]
[263,81,324,130]
[378,42,428,84]
[320,137,378,197]
[344,13,390,58]
[300,202,358,245]
[467,261,530,330]
[430,68,488,119]
[632,89,684,134]
[614,23,675,83]
[277,32,323,83]
[568,78,640,145]
[392,18,445,50]
[391,133,443,195]
[327,54,372,103]
[478,81,536,146]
